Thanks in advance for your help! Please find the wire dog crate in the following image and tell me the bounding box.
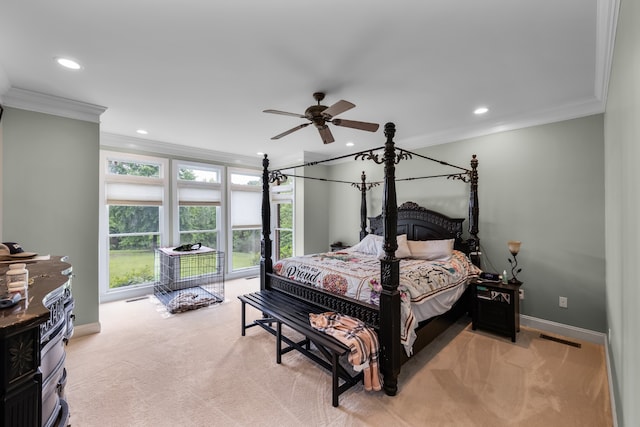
[154,246,225,314]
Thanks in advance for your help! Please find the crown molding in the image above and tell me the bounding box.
[595,0,620,102]
[100,132,262,168]
[399,96,605,150]
[2,87,106,123]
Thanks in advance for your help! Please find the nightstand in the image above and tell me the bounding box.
[471,281,521,342]
[330,243,349,252]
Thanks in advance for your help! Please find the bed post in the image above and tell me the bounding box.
[260,154,273,291]
[468,155,480,267]
[359,171,368,241]
[379,123,401,396]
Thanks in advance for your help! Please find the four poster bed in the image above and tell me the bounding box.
[257,122,481,397]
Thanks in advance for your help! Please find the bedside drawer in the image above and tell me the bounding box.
[476,299,512,335]
[472,282,520,342]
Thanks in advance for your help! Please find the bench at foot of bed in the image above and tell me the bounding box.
[239,290,363,407]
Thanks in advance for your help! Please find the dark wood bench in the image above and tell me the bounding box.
[239,290,363,407]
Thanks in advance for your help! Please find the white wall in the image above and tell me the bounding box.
[604,0,640,424]
[327,115,606,334]
[297,162,330,255]
[2,107,100,326]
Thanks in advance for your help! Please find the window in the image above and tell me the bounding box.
[108,205,160,288]
[271,180,294,260]
[175,162,223,250]
[100,149,285,301]
[228,169,262,271]
[102,153,168,292]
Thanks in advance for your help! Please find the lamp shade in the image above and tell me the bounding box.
[508,240,521,255]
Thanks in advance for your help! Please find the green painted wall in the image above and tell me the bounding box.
[604,0,640,425]
[297,161,330,255]
[2,107,99,327]
[327,115,605,333]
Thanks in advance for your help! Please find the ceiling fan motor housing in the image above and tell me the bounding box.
[305,104,329,128]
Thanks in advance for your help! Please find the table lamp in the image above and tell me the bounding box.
[507,240,522,285]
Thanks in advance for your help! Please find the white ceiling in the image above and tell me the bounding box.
[0,0,618,168]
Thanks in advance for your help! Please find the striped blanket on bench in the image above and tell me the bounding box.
[309,312,381,392]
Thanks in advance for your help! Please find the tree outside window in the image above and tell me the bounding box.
[229,171,262,271]
[271,177,294,260]
[176,164,221,250]
[275,202,293,260]
[106,158,164,289]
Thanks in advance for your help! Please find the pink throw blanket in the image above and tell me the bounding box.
[309,312,382,392]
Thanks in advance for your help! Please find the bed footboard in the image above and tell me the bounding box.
[266,273,380,329]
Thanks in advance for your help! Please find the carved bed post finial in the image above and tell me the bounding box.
[382,123,398,259]
[261,154,273,290]
[468,154,480,266]
[379,122,401,396]
[360,171,368,241]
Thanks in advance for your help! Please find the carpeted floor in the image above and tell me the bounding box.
[65,278,613,427]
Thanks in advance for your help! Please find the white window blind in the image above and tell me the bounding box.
[231,188,262,228]
[105,175,164,206]
[271,183,293,202]
[177,181,222,206]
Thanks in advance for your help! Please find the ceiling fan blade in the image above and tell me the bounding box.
[263,109,306,119]
[271,123,310,140]
[318,125,335,144]
[331,118,380,132]
[321,100,355,118]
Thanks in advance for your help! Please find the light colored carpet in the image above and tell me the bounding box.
[65,278,612,427]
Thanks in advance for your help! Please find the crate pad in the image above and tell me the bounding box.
[155,286,223,314]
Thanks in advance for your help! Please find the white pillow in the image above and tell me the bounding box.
[347,234,412,259]
[375,234,412,259]
[394,234,412,259]
[407,239,455,261]
[346,234,383,255]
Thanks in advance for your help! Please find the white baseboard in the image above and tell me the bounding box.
[603,334,619,427]
[71,322,101,338]
[519,314,617,427]
[520,314,606,344]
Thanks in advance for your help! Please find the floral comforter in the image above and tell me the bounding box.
[273,250,481,354]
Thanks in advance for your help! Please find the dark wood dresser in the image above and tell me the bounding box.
[0,256,74,427]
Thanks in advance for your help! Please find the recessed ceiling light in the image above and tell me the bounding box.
[346,142,355,147]
[55,57,82,70]
[136,129,148,135]
[474,106,489,115]
[257,152,264,156]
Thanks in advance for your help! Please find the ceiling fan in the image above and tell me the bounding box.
[263,92,380,144]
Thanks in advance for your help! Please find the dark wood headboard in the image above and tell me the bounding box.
[368,201,468,253]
